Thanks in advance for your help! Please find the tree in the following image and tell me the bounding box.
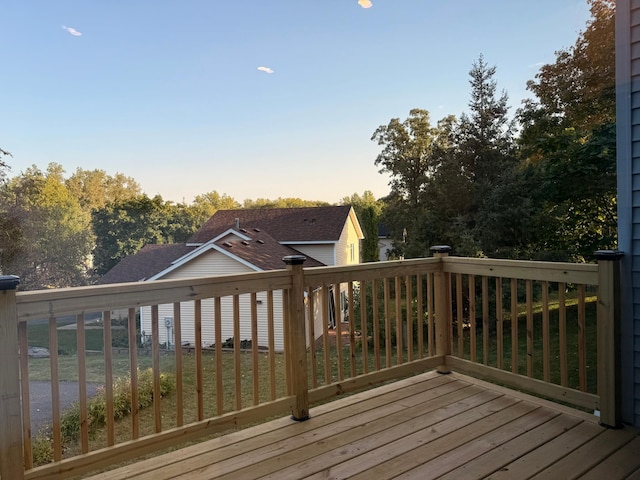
[517,0,616,260]
[454,55,517,255]
[191,191,240,221]
[92,195,175,275]
[66,168,142,213]
[0,164,94,288]
[0,147,11,183]
[242,197,330,209]
[372,109,454,257]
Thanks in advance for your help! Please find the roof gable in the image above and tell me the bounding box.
[96,244,194,284]
[149,228,324,280]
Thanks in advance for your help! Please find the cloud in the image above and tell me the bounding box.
[358,0,373,8]
[257,66,274,74]
[62,25,82,36]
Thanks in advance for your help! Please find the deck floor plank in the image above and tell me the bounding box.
[394,407,561,479]
[91,372,455,480]
[577,435,640,480]
[437,413,582,480]
[484,420,605,480]
[347,400,537,480]
[529,427,639,480]
[302,394,520,480]
[176,384,490,480]
[254,390,508,480]
[81,372,640,480]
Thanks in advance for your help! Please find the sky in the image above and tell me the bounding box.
[2,1,592,205]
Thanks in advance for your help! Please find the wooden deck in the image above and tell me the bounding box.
[83,371,640,480]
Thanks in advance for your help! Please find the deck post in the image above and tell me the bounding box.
[0,275,24,480]
[594,250,623,428]
[283,256,310,421]
[431,246,452,374]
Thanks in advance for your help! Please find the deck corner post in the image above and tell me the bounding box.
[594,250,623,428]
[283,256,310,421]
[430,246,452,374]
[0,275,24,480]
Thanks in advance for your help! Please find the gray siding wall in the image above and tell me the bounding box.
[618,0,640,426]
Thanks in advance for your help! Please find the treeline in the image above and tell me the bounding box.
[0,0,615,289]
[0,161,353,289]
[376,0,615,263]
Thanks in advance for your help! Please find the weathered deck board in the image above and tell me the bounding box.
[83,371,640,480]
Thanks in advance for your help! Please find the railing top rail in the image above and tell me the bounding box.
[15,269,292,322]
[442,256,599,285]
[302,257,441,287]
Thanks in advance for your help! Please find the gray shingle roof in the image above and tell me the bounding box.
[96,244,194,284]
[212,228,324,270]
[188,206,353,244]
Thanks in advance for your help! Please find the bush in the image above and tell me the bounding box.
[32,368,175,465]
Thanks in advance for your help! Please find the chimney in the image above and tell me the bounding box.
[235,218,240,229]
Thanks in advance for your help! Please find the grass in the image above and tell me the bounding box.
[451,298,598,394]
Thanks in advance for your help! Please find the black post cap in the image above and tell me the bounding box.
[430,245,452,254]
[594,250,624,261]
[0,275,20,291]
[283,255,307,265]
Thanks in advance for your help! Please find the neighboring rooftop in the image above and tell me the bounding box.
[188,206,354,244]
[211,227,324,271]
[96,243,193,284]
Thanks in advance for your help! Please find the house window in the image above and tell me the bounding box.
[349,243,355,262]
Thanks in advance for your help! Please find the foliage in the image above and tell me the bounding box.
[373,110,455,258]
[517,0,616,260]
[0,164,95,288]
[191,190,240,222]
[242,197,331,208]
[373,1,616,261]
[32,368,175,466]
[65,168,142,212]
[91,194,199,275]
[341,191,383,262]
[0,146,11,183]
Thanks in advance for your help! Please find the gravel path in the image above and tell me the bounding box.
[29,381,102,434]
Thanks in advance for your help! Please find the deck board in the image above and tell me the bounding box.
[83,371,640,480]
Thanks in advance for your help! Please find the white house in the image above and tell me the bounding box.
[98,206,364,351]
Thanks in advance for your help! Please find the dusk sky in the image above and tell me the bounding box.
[2,1,591,204]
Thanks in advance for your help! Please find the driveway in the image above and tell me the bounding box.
[29,381,102,435]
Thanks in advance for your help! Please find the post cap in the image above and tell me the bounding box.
[0,275,20,291]
[594,250,624,261]
[283,255,307,265]
[430,245,452,254]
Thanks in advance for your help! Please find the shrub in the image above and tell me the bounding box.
[32,368,175,465]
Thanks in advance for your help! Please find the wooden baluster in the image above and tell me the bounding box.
[496,278,503,370]
[360,280,369,373]
[128,308,140,438]
[251,292,259,406]
[372,279,381,370]
[511,278,518,374]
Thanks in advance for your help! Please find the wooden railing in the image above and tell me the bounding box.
[0,249,622,479]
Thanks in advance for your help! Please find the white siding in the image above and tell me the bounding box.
[335,215,362,266]
[289,244,336,266]
[140,250,285,351]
